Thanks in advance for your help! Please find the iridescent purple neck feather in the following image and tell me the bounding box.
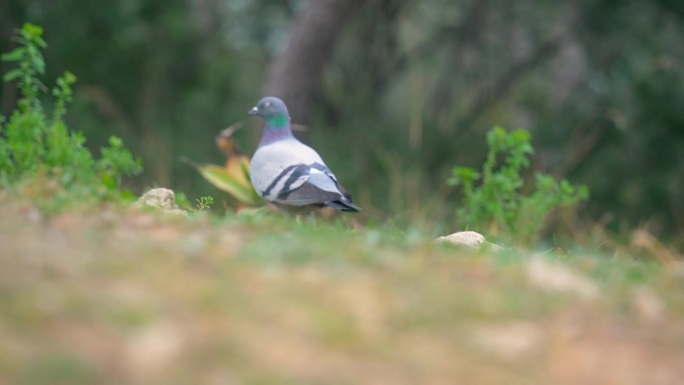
[258,114,294,147]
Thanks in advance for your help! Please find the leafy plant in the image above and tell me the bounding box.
[191,162,262,207]
[448,127,589,244]
[0,23,141,210]
[194,196,214,214]
[185,124,263,208]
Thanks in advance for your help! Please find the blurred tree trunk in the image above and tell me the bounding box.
[262,0,363,124]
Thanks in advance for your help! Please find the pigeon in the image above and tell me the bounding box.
[247,96,360,212]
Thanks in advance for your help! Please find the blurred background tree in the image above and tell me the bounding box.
[1,0,683,246]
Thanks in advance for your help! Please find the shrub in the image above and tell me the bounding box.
[448,127,589,244]
[0,23,141,210]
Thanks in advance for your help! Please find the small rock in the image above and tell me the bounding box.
[136,188,187,216]
[436,231,503,251]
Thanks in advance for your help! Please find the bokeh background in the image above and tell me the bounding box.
[1,0,683,245]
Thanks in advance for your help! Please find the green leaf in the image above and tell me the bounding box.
[1,47,25,62]
[108,136,123,147]
[64,71,77,84]
[511,128,530,142]
[3,69,23,82]
[22,23,43,39]
[448,166,477,186]
[195,164,262,206]
[31,55,46,74]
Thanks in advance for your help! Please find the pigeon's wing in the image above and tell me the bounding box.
[312,164,355,201]
[277,166,343,204]
[276,164,341,206]
[278,166,361,212]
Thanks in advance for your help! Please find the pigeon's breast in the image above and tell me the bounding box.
[249,139,325,198]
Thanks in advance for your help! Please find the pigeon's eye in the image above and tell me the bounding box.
[263,102,271,109]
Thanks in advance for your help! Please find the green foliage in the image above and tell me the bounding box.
[191,162,263,207]
[448,127,589,244]
[1,23,46,111]
[0,23,141,210]
[193,196,214,214]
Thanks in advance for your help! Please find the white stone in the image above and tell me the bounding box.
[436,231,503,251]
[136,188,187,215]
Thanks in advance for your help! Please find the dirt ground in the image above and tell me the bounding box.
[1,200,683,385]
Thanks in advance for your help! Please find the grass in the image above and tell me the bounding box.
[1,195,683,385]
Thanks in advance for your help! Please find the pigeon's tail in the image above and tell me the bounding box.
[325,198,361,212]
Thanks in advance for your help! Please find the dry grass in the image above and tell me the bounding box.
[0,197,683,385]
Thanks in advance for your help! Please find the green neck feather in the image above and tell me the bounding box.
[268,114,289,129]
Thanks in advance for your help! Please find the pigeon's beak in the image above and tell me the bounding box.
[248,106,259,116]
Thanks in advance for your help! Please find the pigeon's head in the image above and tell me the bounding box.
[248,97,289,122]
